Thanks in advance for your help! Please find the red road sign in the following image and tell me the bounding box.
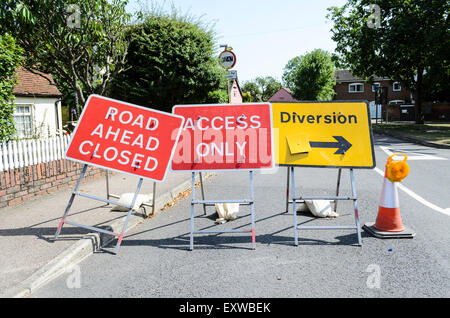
[65,95,184,182]
[218,50,237,69]
[171,103,274,171]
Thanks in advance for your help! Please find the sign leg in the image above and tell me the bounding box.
[291,167,299,246]
[54,164,88,239]
[335,169,342,212]
[250,171,256,250]
[189,172,196,251]
[199,172,207,215]
[285,167,290,213]
[105,169,110,202]
[152,182,156,216]
[350,169,362,246]
[113,178,144,254]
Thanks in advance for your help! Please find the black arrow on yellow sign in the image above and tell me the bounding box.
[310,136,352,155]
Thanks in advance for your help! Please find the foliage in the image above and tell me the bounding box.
[242,92,252,103]
[0,34,23,142]
[109,11,225,112]
[282,49,336,101]
[241,81,261,102]
[207,89,229,104]
[423,60,450,102]
[327,0,450,123]
[241,76,282,102]
[282,56,303,91]
[0,0,131,115]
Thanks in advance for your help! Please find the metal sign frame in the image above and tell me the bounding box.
[172,103,272,250]
[55,95,184,254]
[54,164,144,254]
[285,166,362,246]
[188,170,256,250]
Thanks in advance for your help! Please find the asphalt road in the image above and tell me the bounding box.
[33,134,450,298]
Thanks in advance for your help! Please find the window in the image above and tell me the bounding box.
[393,82,401,92]
[372,82,381,92]
[349,83,364,93]
[13,105,33,138]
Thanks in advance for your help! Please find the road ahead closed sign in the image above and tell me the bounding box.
[65,95,184,182]
[272,101,375,168]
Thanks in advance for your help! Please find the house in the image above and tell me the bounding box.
[13,68,63,138]
[229,78,243,103]
[334,70,412,120]
[268,87,298,102]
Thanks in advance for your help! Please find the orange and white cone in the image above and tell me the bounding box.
[363,154,415,238]
[374,172,405,232]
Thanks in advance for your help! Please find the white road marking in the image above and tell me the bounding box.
[379,146,447,161]
[374,167,450,217]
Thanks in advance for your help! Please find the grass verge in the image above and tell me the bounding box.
[373,123,450,145]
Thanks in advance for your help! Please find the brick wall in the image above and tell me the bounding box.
[0,160,105,208]
[334,80,412,103]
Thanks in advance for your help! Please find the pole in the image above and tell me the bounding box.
[350,169,362,246]
[199,172,207,215]
[291,167,298,246]
[334,169,342,212]
[190,172,196,251]
[250,171,256,249]
[285,167,290,213]
[106,170,110,201]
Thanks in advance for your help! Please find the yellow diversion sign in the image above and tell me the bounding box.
[272,101,375,168]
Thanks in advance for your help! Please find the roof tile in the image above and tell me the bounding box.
[13,67,62,97]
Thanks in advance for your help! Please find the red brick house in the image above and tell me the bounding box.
[334,70,412,120]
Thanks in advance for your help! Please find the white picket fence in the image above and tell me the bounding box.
[0,135,71,171]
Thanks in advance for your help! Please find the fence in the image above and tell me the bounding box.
[0,135,71,171]
[0,134,106,208]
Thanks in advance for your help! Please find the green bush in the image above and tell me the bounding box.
[0,34,23,142]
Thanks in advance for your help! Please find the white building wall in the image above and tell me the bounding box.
[14,96,62,138]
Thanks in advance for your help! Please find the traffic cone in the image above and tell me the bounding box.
[363,153,415,239]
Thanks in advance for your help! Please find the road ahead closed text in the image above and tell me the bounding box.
[65,95,184,182]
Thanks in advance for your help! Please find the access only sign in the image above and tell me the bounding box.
[65,95,184,182]
[171,103,274,171]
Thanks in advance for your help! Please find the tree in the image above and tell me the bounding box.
[282,56,303,91]
[282,49,336,101]
[241,81,261,102]
[255,76,282,102]
[0,34,23,142]
[241,76,282,102]
[0,0,131,116]
[423,60,450,103]
[108,12,225,112]
[241,81,260,102]
[327,0,450,123]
